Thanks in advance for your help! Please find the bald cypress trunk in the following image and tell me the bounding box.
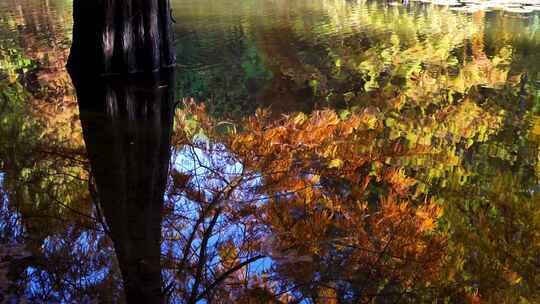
[67,0,176,74]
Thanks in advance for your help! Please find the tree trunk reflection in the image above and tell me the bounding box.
[71,71,175,303]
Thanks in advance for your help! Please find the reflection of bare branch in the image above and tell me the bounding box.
[88,172,111,236]
[195,254,266,302]
[189,209,221,304]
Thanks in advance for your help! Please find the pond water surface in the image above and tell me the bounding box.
[2,0,540,302]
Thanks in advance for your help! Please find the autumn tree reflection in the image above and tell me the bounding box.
[165,103,449,302]
[3,0,540,303]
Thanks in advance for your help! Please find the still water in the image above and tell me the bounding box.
[2,0,540,302]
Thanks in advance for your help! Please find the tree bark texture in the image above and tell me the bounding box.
[68,0,176,74]
[72,71,175,303]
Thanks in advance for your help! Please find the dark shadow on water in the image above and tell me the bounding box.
[70,70,175,303]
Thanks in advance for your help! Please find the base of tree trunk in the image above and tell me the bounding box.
[67,0,176,75]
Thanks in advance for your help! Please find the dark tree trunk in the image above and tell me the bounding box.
[67,0,176,74]
[71,71,175,303]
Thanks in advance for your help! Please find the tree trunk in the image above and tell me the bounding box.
[72,71,175,303]
[67,0,176,74]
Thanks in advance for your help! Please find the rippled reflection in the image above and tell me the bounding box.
[2,0,540,302]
